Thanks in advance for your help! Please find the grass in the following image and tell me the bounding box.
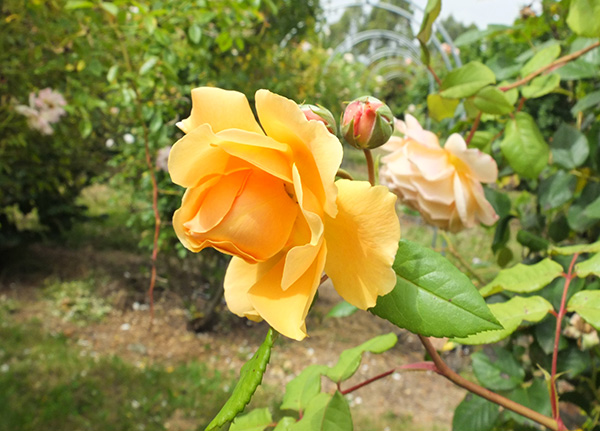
[0,312,234,431]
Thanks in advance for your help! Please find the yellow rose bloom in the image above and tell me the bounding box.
[169,87,400,340]
[380,114,498,233]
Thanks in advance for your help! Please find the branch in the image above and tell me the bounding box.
[465,111,482,146]
[427,64,443,87]
[499,41,600,92]
[418,335,561,431]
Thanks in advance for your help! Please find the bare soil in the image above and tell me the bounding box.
[0,242,467,430]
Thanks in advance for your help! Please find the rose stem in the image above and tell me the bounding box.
[363,149,376,186]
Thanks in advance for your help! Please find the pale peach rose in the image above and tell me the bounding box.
[380,114,498,233]
[169,87,400,340]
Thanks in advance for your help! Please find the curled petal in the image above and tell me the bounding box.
[324,180,400,309]
[223,257,262,322]
[178,87,264,135]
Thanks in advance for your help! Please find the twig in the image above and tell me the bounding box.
[418,335,561,431]
[465,112,482,146]
[500,41,600,92]
[427,64,443,87]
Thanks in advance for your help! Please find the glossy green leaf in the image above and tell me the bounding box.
[454,296,554,345]
[229,408,272,431]
[551,240,600,256]
[471,348,525,391]
[290,392,352,431]
[205,329,276,431]
[473,86,514,115]
[440,62,496,99]
[516,230,550,252]
[452,394,499,431]
[326,301,358,318]
[371,240,501,338]
[427,93,459,122]
[469,131,495,154]
[521,73,560,99]
[280,365,328,412]
[520,43,560,77]
[479,258,563,297]
[139,57,158,75]
[484,187,511,218]
[100,2,118,16]
[65,0,95,9]
[500,112,549,179]
[558,59,599,80]
[189,24,202,44]
[575,253,600,277]
[567,184,600,232]
[568,290,600,330]
[538,171,576,211]
[567,0,600,37]
[571,90,600,115]
[551,123,589,169]
[325,333,397,383]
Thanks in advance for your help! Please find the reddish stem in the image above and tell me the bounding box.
[340,369,396,395]
[427,64,443,87]
[465,111,482,146]
[550,253,579,428]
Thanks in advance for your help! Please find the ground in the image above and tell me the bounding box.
[0,240,470,430]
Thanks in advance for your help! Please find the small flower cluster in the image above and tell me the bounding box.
[15,88,67,135]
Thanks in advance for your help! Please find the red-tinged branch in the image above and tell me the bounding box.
[465,112,482,146]
[363,149,376,186]
[500,41,600,92]
[427,64,443,87]
[550,253,579,429]
[418,335,561,431]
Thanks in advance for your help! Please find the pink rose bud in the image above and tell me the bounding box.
[299,104,337,135]
[341,96,394,149]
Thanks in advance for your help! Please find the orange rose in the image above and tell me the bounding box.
[380,114,498,233]
[169,87,400,340]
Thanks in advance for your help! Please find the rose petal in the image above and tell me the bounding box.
[324,180,400,309]
[223,257,263,322]
[255,89,342,218]
[178,87,264,134]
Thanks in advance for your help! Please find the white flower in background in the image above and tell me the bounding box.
[14,88,67,135]
[343,53,355,63]
[300,41,312,52]
[123,133,135,144]
[155,145,171,172]
[407,104,416,113]
[105,138,115,148]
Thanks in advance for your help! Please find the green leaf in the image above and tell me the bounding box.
[558,59,599,80]
[65,0,95,9]
[538,171,576,211]
[505,379,552,426]
[520,44,560,77]
[325,333,397,383]
[427,93,459,122]
[139,57,158,75]
[440,62,496,99]
[205,329,276,431]
[230,408,272,431]
[568,290,600,330]
[453,25,511,47]
[149,112,163,134]
[280,365,328,412]
[571,90,600,115]
[417,0,441,45]
[452,394,499,431]
[189,24,202,44]
[469,131,495,154]
[567,184,600,232]
[516,230,550,252]
[471,348,525,391]
[473,86,514,115]
[576,253,600,277]
[100,2,118,16]
[479,258,563,297]
[371,240,501,338]
[551,240,600,256]
[454,296,554,345]
[484,187,511,218]
[567,0,600,37]
[273,417,296,431]
[291,392,352,431]
[550,123,589,169]
[106,65,118,83]
[521,73,560,99]
[326,301,358,318]
[500,112,549,179]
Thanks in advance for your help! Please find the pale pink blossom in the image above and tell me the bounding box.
[155,145,171,171]
[14,88,67,134]
[380,114,499,233]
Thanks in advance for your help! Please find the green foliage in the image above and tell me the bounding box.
[500,112,549,179]
[568,290,600,330]
[372,240,501,338]
[44,277,112,324]
[479,258,564,297]
[452,394,499,431]
[205,328,276,431]
[440,61,496,99]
